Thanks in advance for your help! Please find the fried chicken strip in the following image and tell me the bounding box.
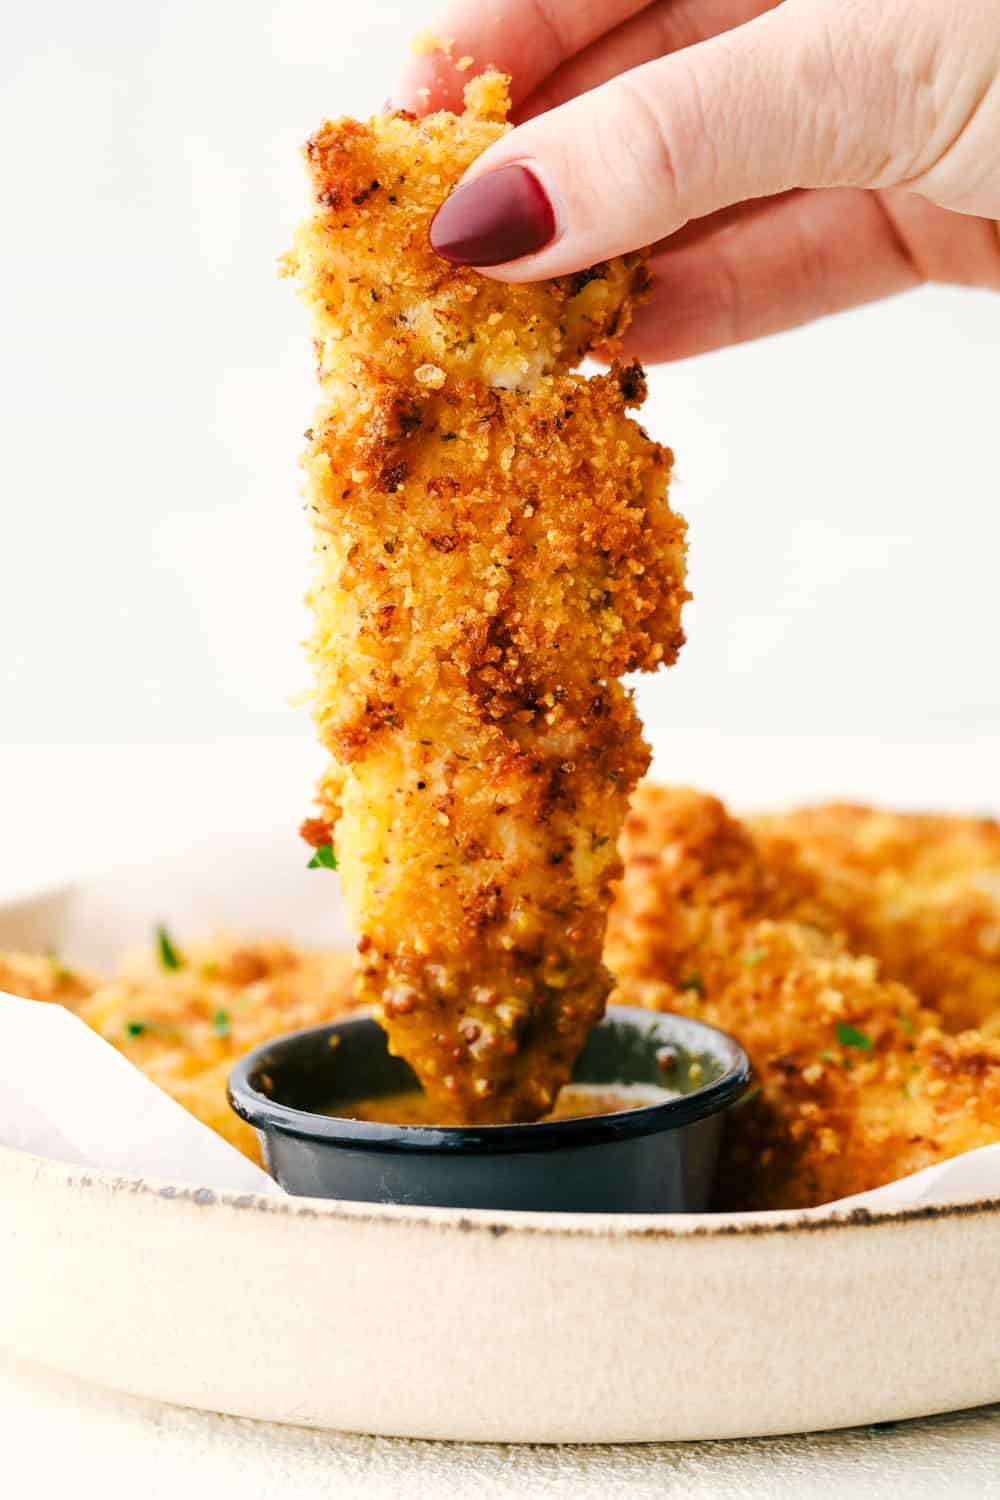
[288,75,687,1122]
[1,937,355,1162]
[750,804,1000,1035]
[607,786,1000,1209]
[286,71,650,393]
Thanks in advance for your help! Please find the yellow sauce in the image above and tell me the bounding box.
[328,1081,678,1126]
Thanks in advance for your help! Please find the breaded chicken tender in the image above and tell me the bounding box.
[751,804,1000,1035]
[288,74,687,1122]
[1,937,355,1162]
[0,949,95,1006]
[285,71,649,393]
[607,786,1000,1209]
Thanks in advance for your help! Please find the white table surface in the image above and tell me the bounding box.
[3,735,999,1497]
[3,1347,1000,1500]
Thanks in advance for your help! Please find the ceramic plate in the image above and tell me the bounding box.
[1,836,999,1443]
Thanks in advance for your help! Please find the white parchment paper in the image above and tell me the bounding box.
[0,992,280,1194]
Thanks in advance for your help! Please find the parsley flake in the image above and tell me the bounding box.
[124,1018,182,1041]
[679,973,704,995]
[898,1012,914,1036]
[156,924,183,971]
[307,843,338,871]
[213,1009,231,1038]
[742,947,769,968]
[45,948,74,986]
[836,1022,874,1051]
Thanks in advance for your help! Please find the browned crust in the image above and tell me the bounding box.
[607,785,1000,1210]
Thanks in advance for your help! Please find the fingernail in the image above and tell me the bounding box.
[430,163,557,267]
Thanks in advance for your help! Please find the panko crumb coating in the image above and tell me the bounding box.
[750,804,1000,1036]
[607,786,1000,1210]
[0,937,355,1163]
[288,74,687,1122]
[284,71,650,393]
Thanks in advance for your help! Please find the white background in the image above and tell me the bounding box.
[2,0,999,756]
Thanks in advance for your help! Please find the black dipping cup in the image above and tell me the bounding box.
[228,1006,750,1214]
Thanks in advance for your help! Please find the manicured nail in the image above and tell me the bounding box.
[430,163,557,266]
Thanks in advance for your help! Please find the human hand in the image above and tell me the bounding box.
[393,0,1000,360]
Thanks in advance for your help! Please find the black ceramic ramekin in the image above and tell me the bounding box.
[228,1005,750,1214]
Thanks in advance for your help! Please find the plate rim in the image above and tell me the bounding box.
[7,1139,1000,1239]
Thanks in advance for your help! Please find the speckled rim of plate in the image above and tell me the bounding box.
[7,1140,999,1235]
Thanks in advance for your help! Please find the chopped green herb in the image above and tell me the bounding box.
[836,1022,873,1051]
[125,1018,182,1041]
[900,1079,911,1099]
[679,972,704,995]
[157,924,182,971]
[45,948,73,986]
[742,947,769,968]
[819,1050,837,1063]
[212,1009,231,1038]
[307,843,338,871]
[898,1012,914,1036]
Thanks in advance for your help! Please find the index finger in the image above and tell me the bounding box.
[391,0,653,113]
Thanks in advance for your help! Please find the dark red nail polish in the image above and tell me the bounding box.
[429,164,557,267]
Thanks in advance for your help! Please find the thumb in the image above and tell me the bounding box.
[430,4,891,280]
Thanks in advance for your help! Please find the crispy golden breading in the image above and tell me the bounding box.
[1,937,355,1162]
[284,72,649,393]
[607,786,1000,1210]
[289,75,687,1122]
[750,805,1000,1035]
[0,950,95,1006]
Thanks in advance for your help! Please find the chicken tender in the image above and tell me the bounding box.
[751,804,1000,1035]
[285,71,649,393]
[607,786,1000,1210]
[1,936,355,1162]
[0,949,95,1006]
[289,74,687,1122]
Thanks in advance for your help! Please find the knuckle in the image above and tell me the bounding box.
[607,71,686,214]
